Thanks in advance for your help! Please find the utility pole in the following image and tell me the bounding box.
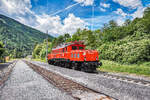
[46,0,48,63]
[91,5,94,30]
[4,40,6,49]
[46,30,48,63]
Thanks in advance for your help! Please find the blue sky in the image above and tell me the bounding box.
[0,0,149,37]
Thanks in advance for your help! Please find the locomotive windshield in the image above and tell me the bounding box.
[72,46,84,50]
[72,46,77,50]
[79,47,83,50]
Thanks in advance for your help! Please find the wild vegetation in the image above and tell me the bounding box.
[0,14,53,58]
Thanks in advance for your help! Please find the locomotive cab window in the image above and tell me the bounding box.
[79,47,83,50]
[65,47,67,52]
[72,46,77,50]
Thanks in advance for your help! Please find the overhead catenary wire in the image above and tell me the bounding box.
[91,2,95,30]
[50,2,80,16]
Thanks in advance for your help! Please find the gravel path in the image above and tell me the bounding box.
[31,60,150,100]
[0,60,74,100]
[0,61,13,81]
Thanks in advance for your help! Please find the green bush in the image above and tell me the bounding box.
[98,34,150,64]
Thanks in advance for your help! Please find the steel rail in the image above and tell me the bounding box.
[98,71,150,87]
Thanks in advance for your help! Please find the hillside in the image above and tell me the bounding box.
[0,14,53,58]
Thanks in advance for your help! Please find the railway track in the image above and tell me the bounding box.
[98,71,150,87]
[24,61,116,100]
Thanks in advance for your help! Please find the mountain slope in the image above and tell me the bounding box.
[0,14,53,58]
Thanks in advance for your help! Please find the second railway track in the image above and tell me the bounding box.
[0,61,17,86]
[98,71,150,87]
[24,61,116,100]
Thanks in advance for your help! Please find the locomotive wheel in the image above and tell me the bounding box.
[54,61,57,66]
[60,62,63,67]
[65,62,68,68]
[72,63,80,70]
[48,60,51,64]
[51,61,54,65]
[81,67,85,72]
[81,64,85,72]
[72,65,77,70]
[65,62,71,68]
[72,63,76,70]
[62,62,66,67]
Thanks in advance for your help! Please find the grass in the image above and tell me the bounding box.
[30,58,47,63]
[98,60,150,77]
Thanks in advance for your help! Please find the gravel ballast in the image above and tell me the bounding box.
[0,60,74,100]
[31,60,150,100]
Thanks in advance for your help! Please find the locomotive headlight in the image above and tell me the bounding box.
[83,52,86,55]
[96,57,98,60]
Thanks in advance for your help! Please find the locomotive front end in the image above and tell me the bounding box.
[81,50,102,72]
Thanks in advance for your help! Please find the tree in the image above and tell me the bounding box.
[32,44,42,58]
[64,33,71,41]
[124,19,131,26]
[142,7,150,33]
[144,7,150,17]
[108,20,118,28]
[0,41,5,57]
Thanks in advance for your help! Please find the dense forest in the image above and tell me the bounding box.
[0,14,53,58]
[33,7,150,64]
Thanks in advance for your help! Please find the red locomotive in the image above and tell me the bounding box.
[47,41,102,72]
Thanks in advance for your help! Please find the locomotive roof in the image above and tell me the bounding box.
[52,41,84,50]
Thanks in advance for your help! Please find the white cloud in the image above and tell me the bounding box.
[113,0,142,9]
[34,13,88,36]
[0,0,32,15]
[131,7,146,19]
[62,14,88,35]
[114,8,128,17]
[116,17,125,26]
[100,8,106,12]
[35,14,63,34]
[113,0,146,19]
[100,3,110,8]
[73,0,94,6]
